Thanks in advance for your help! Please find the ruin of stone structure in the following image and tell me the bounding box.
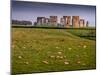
[45,18,50,25]
[63,16,71,28]
[35,16,89,28]
[50,16,57,26]
[72,16,80,28]
[37,17,45,25]
[79,19,85,27]
[60,18,64,26]
[86,21,89,27]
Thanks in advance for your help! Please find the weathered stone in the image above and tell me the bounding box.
[83,45,87,48]
[37,17,46,25]
[63,16,71,28]
[50,55,55,58]
[68,47,72,50]
[25,62,29,65]
[77,61,81,64]
[79,19,85,27]
[60,18,65,26]
[50,16,57,26]
[42,60,49,64]
[57,52,62,55]
[64,61,69,65]
[86,21,89,27]
[72,16,80,28]
[18,56,22,59]
[56,56,60,59]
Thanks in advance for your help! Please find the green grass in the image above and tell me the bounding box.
[66,29,96,40]
[12,27,96,75]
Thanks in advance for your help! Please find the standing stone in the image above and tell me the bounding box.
[45,18,49,25]
[60,18,65,27]
[50,16,57,26]
[63,16,71,28]
[37,17,45,25]
[86,21,89,27]
[72,16,80,28]
[79,19,85,28]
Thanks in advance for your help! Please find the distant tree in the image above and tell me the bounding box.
[12,20,32,25]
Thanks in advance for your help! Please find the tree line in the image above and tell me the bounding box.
[12,20,32,25]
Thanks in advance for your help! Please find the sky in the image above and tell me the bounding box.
[11,0,96,26]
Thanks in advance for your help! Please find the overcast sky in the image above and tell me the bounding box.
[11,0,96,26]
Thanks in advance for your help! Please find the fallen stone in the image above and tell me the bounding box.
[50,55,55,58]
[57,52,62,55]
[64,61,69,65]
[25,62,29,65]
[60,56,63,59]
[83,45,87,48]
[18,56,22,59]
[77,61,81,64]
[42,61,49,64]
[56,56,60,59]
[56,47,59,49]
[68,48,72,50]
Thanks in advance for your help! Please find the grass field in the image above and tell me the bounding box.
[12,27,96,75]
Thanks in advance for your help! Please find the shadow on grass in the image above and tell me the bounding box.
[12,25,95,30]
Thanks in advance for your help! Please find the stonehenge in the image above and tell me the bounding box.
[12,16,89,28]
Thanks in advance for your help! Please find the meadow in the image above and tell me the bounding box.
[12,26,96,75]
